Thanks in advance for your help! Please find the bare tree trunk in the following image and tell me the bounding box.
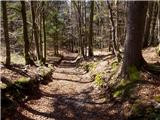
[2,1,10,66]
[21,1,34,65]
[78,2,84,57]
[143,2,154,48]
[31,1,40,60]
[150,2,158,46]
[88,1,94,57]
[54,13,59,56]
[39,15,43,61]
[73,1,84,57]
[107,1,118,54]
[84,1,88,57]
[42,2,46,64]
[121,1,148,77]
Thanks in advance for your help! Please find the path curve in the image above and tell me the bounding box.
[15,53,117,120]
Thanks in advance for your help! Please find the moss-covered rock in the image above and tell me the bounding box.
[37,66,52,78]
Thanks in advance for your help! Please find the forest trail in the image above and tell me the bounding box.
[16,53,116,120]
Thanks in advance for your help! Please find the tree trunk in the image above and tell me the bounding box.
[150,2,158,46]
[31,1,40,60]
[39,15,43,61]
[2,1,10,66]
[121,1,148,77]
[42,2,46,64]
[107,1,122,61]
[54,13,59,56]
[88,1,94,57]
[143,2,154,48]
[84,1,88,56]
[21,1,34,65]
[107,1,118,54]
[78,2,84,57]
[73,1,84,57]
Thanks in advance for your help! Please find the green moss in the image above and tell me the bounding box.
[120,79,129,86]
[128,65,140,81]
[113,90,124,97]
[83,62,96,72]
[94,73,104,87]
[38,66,52,77]
[112,66,140,98]
[111,61,118,71]
[0,83,7,89]
[15,77,31,84]
[113,78,138,98]
[154,96,160,103]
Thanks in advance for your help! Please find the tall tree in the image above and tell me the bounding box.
[150,2,158,45]
[143,2,154,48]
[53,12,59,56]
[42,1,46,64]
[107,1,118,54]
[121,1,148,77]
[31,1,40,60]
[88,1,94,57]
[73,1,85,57]
[2,1,10,66]
[107,1,122,62]
[21,1,34,65]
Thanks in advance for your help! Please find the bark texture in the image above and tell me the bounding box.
[31,1,40,60]
[122,1,148,76]
[2,1,10,66]
[21,1,34,65]
[88,1,94,57]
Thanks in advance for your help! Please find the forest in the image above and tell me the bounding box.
[0,1,160,120]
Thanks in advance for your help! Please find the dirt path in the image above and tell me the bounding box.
[15,53,118,120]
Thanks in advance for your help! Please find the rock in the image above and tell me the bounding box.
[37,66,52,80]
